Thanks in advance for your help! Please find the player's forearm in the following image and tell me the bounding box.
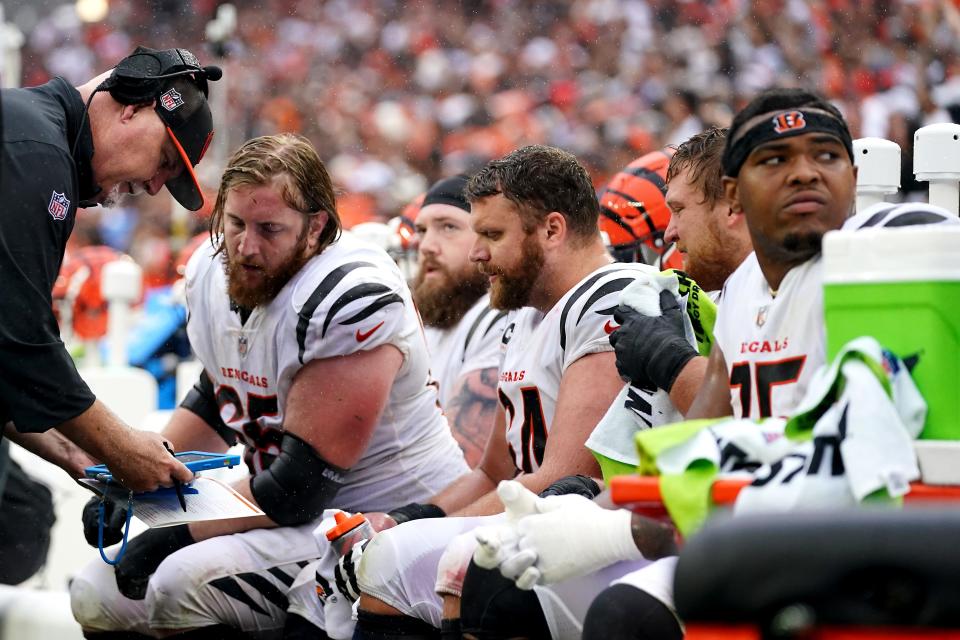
[445,368,499,468]
[629,513,679,559]
[432,468,498,515]
[668,356,708,415]
[685,389,735,420]
[3,423,95,477]
[161,408,231,454]
[451,471,555,518]
[188,514,275,542]
[450,487,507,517]
[188,478,276,541]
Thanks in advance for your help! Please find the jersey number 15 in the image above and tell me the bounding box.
[729,356,805,419]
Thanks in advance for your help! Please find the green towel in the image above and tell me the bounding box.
[672,269,716,357]
[634,418,726,536]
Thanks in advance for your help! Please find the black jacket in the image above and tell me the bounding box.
[0,77,98,432]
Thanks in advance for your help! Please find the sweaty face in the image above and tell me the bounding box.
[470,195,545,311]
[413,204,487,328]
[728,132,855,265]
[665,168,739,291]
[222,182,320,309]
[94,105,184,208]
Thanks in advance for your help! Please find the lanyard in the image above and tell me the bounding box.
[98,491,134,565]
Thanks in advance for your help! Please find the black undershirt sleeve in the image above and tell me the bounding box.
[180,370,238,446]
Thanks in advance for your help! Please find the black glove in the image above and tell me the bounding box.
[609,289,699,392]
[538,474,601,499]
[82,496,128,548]
[115,524,195,600]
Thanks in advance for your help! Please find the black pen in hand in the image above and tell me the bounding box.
[163,442,188,512]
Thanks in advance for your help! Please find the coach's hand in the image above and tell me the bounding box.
[106,431,193,493]
[81,496,128,548]
[115,524,195,600]
[609,290,698,392]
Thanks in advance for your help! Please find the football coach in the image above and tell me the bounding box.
[0,47,221,493]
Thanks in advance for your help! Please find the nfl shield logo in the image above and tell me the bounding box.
[756,305,769,327]
[160,88,184,111]
[48,191,69,220]
[238,335,248,357]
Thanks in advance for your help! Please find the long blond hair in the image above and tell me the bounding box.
[209,133,341,255]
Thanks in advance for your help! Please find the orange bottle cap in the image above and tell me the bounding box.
[325,511,367,541]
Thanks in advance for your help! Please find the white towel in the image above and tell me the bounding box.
[735,336,923,512]
[586,273,694,467]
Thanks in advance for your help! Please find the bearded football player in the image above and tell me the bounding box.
[70,134,468,639]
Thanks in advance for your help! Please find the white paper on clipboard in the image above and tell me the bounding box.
[78,476,264,528]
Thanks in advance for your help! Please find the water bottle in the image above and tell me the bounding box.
[325,511,374,557]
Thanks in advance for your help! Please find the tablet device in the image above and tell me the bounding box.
[84,451,241,482]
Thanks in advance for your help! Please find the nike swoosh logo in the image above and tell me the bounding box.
[603,320,618,335]
[356,321,385,342]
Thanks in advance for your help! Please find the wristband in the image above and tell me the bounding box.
[388,502,446,525]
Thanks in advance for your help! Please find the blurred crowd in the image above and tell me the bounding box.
[12,0,960,286]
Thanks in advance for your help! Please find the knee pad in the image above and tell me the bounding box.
[582,584,682,640]
[460,561,549,640]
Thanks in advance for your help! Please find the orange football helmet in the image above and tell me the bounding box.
[599,149,682,269]
[392,192,425,280]
[395,191,423,254]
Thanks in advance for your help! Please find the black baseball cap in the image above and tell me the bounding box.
[153,74,214,211]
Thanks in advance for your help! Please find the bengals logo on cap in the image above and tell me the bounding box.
[772,111,806,134]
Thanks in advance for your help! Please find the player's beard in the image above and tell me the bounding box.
[223,228,312,309]
[683,219,739,291]
[484,233,544,311]
[752,225,824,274]
[781,231,823,260]
[413,260,488,329]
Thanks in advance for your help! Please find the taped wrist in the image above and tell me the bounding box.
[538,475,601,500]
[250,432,346,526]
[387,502,446,525]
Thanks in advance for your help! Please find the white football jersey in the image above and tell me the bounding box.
[714,201,960,421]
[713,253,824,420]
[423,294,507,408]
[185,233,468,512]
[498,263,656,473]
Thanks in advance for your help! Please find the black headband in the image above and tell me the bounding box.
[721,109,854,177]
[421,174,471,213]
